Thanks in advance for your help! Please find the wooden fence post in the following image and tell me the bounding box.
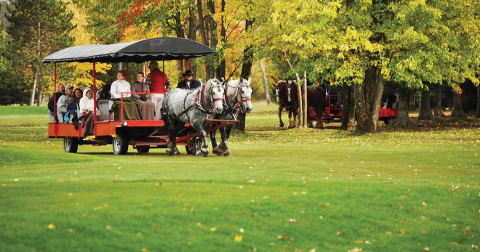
[295,73,303,127]
[303,71,308,127]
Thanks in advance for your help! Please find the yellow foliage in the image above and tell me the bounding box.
[234,235,243,242]
[62,0,111,88]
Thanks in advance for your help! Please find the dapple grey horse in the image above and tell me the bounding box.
[210,77,253,156]
[163,78,225,156]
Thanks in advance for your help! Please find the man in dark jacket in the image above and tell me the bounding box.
[48,84,65,122]
[177,70,201,90]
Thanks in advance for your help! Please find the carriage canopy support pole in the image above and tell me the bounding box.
[54,62,58,138]
[93,60,97,136]
[181,59,184,81]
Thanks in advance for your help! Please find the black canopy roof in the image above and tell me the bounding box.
[43,37,216,63]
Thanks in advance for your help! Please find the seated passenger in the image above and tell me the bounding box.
[65,88,82,123]
[98,84,111,100]
[110,70,140,121]
[48,84,65,122]
[177,70,201,90]
[131,72,155,120]
[79,88,100,136]
[56,85,74,123]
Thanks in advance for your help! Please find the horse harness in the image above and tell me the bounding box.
[223,80,251,120]
[175,83,222,120]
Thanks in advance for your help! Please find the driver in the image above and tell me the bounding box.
[177,70,201,90]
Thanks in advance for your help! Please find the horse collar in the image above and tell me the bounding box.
[201,84,207,109]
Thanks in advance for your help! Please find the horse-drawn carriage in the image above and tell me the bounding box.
[44,37,252,156]
[275,80,399,127]
[274,80,342,128]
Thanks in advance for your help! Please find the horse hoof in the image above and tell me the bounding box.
[213,147,224,155]
[196,152,208,157]
[279,122,284,127]
[174,150,181,156]
[223,150,232,157]
[201,149,209,157]
[166,149,173,156]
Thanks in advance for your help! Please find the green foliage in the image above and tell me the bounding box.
[3,0,75,104]
[259,0,479,90]
[0,25,29,105]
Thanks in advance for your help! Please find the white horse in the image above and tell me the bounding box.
[163,78,225,156]
[210,77,253,156]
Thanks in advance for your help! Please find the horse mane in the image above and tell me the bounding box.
[225,79,240,98]
[276,80,287,89]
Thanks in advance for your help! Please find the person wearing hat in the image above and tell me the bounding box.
[56,85,74,123]
[177,69,201,90]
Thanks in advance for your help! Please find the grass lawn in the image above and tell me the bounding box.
[0,103,479,252]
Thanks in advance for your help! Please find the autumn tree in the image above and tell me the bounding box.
[265,0,479,132]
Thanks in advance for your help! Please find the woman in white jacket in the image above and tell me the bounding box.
[79,88,100,136]
[111,70,140,121]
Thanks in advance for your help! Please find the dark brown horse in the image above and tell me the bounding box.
[274,80,297,128]
[288,81,326,128]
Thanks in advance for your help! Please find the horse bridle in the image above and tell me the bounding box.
[194,80,224,115]
[224,79,251,114]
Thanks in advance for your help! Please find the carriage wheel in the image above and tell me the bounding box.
[136,146,150,154]
[112,134,129,155]
[64,138,79,153]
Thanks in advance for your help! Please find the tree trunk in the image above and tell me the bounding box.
[36,26,43,106]
[341,84,355,131]
[197,0,207,45]
[389,88,414,129]
[418,90,433,120]
[476,85,480,118]
[30,71,37,106]
[30,20,41,106]
[354,65,384,133]
[36,67,43,106]
[259,59,271,104]
[174,5,185,38]
[433,86,445,118]
[235,19,254,131]
[187,5,196,74]
[216,0,226,79]
[207,0,218,79]
[197,0,214,79]
[188,6,196,41]
[451,92,466,118]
